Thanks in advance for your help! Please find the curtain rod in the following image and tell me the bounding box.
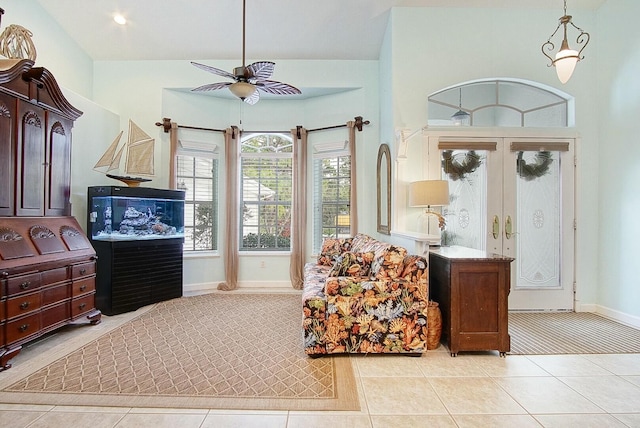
[156,116,370,136]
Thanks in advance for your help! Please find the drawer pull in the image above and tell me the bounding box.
[79,268,87,275]
[80,285,87,291]
[19,323,30,332]
[79,303,86,310]
[20,301,30,310]
[20,281,31,290]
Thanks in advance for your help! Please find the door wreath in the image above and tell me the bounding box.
[516,151,553,181]
[441,150,482,181]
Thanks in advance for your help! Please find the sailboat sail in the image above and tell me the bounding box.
[109,145,125,172]
[93,120,155,186]
[93,131,123,170]
[124,120,154,176]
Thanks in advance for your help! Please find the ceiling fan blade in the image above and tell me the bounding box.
[243,89,260,105]
[192,82,232,92]
[246,61,275,80]
[256,80,302,96]
[191,62,236,80]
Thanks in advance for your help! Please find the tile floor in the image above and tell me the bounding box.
[1,309,639,428]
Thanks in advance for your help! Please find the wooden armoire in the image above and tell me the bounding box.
[0,59,101,371]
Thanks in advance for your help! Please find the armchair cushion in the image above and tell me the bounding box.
[317,237,353,266]
[328,251,375,277]
[370,245,407,280]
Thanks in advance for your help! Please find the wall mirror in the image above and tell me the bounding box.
[377,143,391,235]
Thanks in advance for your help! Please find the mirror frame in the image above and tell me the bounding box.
[377,143,392,235]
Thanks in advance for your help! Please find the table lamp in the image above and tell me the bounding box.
[409,180,449,246]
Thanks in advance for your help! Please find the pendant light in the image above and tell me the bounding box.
[450,88,470,126]
[541,0,590,84]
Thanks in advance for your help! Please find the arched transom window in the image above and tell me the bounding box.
[428,79,573,128]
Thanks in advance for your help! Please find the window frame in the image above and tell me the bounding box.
[239,133,294,252]
[312,141,351,254]
[176,143,219,253]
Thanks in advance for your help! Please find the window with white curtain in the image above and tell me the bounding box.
[240,133,293,251]
[176,147,219,252]
[312,141,351,254]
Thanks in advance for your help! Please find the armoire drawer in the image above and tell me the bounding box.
[6,313,41,344]
[72,277,95,297]
[72,294,95,318]
[6,291,41,319]
[6,272,42,295]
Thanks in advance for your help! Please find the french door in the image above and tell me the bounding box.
[427,135,575,311]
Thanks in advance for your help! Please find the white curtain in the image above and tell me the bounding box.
[289,127,308,290]
[218,127,239,291]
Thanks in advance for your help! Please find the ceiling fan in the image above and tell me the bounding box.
[191,0,301,105]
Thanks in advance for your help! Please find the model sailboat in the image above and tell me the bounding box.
[94,120,155,187]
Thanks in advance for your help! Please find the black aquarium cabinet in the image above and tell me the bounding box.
[87,186,185,315]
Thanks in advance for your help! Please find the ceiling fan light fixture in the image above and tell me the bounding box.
[190,0,300,104]
[229,81,257,100]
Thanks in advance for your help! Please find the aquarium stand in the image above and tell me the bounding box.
[91,238,184,315]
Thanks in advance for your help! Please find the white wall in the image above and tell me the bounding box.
[384,7,602,314]
[2,0,94,98]
[595,0,640,324]
[64,91,120,228]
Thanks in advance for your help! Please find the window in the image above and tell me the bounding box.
[313,142,351,253]
[240,133,293,251]
[428,79,572,127]
[177,153,218,251]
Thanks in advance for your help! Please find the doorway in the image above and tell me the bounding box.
[426,133,576,311]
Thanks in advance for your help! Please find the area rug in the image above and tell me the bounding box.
[509,312,640,355]
[0,293,359,411]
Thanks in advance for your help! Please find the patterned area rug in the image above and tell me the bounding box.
[509,312,640,355]
[0,293,359,411]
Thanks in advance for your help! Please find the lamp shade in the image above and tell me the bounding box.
[409,180,449,207]
[229,81,256,100]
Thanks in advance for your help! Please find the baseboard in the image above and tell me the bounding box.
[594,305,640,329]
[575,303,597,312]
[183,281,296,296]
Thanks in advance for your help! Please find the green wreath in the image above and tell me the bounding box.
[442,150,482,181]
[517,151,553,181]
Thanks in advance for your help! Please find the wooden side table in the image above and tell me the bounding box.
[428,246,514,357]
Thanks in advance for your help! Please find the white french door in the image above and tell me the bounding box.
[427,134,575,311]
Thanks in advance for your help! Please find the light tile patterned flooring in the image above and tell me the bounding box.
[1,309,640,428]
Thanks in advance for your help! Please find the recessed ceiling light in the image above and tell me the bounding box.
[113,14,127,25]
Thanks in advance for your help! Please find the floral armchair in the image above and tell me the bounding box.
[302,233,429,356]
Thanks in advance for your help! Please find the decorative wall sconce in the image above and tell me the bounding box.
[542,0,590,84]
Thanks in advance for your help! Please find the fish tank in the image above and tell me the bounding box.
[87,186,185,241]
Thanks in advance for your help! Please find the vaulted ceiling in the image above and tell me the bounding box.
[35,0,605,61]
